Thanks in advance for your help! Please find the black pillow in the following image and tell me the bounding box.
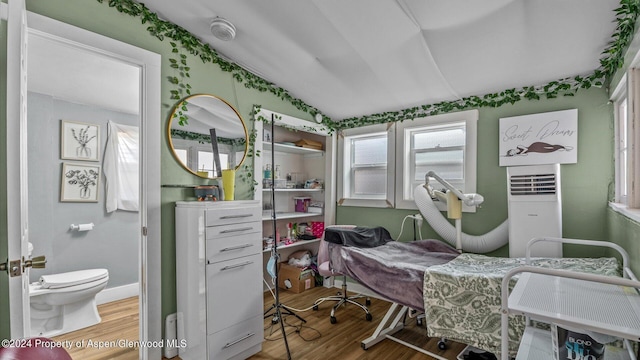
[324,226,393,248]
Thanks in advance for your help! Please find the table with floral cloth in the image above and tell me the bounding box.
[423,253,621,356]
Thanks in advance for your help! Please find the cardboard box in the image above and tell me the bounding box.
[277,263,316,293]
[294,139,323,150]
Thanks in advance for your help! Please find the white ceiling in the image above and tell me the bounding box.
[140,0,620,121]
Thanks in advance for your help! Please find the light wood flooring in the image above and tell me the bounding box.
[51,288,472,360]
[52,296,139,360]
[249,286,467,360]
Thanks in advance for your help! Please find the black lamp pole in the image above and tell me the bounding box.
[269,113,292,360]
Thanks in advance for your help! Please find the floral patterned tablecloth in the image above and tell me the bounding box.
[423,253,621,356]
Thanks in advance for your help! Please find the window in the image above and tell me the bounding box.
[615,96,628,204]
[395,110,478,211]
[610,59,640,221]
[172,139,232,177]
[612,68,638,208]
[337,110,477,210]
[104,121,139,212]
[338,123,395,207]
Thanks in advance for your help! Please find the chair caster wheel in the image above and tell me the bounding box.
[437,340,446,350]
[365,313,372,321]
[365,299,371,306]
[313,305,318,311]
[330,316,337,324]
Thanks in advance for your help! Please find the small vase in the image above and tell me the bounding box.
[76,145,91,158]
[221,169,236,201]
[80,187,91,199]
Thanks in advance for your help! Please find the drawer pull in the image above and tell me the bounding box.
[219,214,253,219]
[223,333,255,348]
[220,244,253,252]
[220,227,253,234]
[220,261,253,271]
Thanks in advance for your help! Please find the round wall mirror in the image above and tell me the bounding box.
[167,94,248,179]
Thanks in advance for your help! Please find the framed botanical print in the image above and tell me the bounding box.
[61,120,100,161]
[60,163,100,202]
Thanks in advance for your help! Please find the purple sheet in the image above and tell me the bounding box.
[328,239,459,311]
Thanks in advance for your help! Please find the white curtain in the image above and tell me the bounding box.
[104,120,139,212]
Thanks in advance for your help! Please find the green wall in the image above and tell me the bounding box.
[337,87,614,258]
[608,209,640,275]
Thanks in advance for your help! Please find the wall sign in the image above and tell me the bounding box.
[499,109,577,167]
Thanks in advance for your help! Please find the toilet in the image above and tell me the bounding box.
[29,268,109,337]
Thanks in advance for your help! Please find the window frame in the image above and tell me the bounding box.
[395,109,479,211]
[337,123,395,208]
[171,138,232,176]
[612,75,628,205]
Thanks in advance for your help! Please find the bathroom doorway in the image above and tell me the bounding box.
[5,4,161,359]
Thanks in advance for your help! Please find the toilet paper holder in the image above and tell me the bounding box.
[70,223,94,231]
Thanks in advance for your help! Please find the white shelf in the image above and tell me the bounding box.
[263,142,324,155]
[508,272,640,340]
[262,212,323,221]
[515,327,553,360]
[263,238,320,253]
[262,188,323,192]
[515,327,631,360]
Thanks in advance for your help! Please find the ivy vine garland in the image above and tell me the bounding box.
[98,0,639,131]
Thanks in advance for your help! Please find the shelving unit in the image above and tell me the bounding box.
[264,142,324,156]
[253,107,336,291]
[262,188,323,193]
[261,212,323,221]
[500,238,640,360]
[262,238,320,253]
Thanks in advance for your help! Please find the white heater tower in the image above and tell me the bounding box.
[507,164,562,258]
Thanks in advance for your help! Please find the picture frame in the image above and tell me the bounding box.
[61,120,100,161]
[499,109,578,167]
[60,163,100,202]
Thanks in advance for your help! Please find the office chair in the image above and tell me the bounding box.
[312,225,372,324]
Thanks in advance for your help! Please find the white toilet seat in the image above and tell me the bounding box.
[30,276,109,296]
[39,268,108,289]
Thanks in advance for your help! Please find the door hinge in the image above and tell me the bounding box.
[142,226,148,236]
[0,259,22,277]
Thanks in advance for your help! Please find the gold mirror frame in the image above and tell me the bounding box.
[167,94,248,179]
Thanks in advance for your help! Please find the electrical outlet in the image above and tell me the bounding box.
[165,313,178,358]
[413,213,423,227]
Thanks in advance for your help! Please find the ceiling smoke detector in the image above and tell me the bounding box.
[210,17,236,41]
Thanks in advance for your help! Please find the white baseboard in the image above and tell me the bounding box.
[96,283,139,305]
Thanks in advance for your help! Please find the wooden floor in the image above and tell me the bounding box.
[248,286,467,360]
[50,288,472,360]
[52,296,139,360]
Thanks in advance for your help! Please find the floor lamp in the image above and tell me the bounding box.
[263,113,305,360]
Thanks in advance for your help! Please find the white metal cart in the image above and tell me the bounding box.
[500,237,640,360]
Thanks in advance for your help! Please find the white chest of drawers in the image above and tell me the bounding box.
[176,200,263,360]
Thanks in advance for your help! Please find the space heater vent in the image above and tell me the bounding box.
[509,173,556,195]
[507,164,562,258]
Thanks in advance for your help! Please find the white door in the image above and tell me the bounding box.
[5,0,31,337]
[5,4,162,359]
